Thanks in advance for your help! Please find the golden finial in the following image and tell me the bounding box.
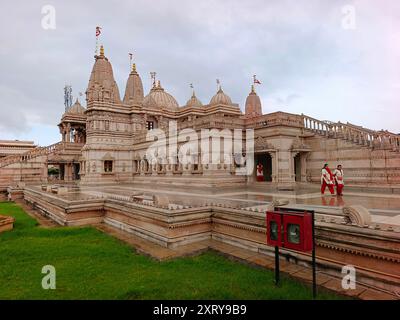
[251,84,255,93]
[99,45,104,57]
[132,63,136,73]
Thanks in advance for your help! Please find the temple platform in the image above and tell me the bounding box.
[16,182,400,298]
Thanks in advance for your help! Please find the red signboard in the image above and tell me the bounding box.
[266,211,282,247]
[266,210,313,252]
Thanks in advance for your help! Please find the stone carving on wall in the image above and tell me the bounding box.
[343,205,371,227]
[254,136,274,151]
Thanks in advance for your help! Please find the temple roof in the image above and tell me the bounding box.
[123,63,144,105]
[142,81,179,110]
[86,45,122,104]
[185,91,203,108]
[245,85,262,117]
[65,99,86,115]
[210,87,232,106]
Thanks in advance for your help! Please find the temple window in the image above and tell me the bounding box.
[146,121,154,130]
[104,160,113,173]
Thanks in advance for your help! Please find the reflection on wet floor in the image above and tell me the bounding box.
[31,184,400,212]
[229,193,400,210]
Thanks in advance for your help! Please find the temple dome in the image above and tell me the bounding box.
[245,85,262,117]
[123,63,144,105]
[142,81,179,110]
[66,99,86,115]
[185,91,203,108]
[210,87,232,106]
[86,45,122,104]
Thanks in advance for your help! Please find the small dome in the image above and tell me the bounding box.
[210,87,232,106]
[142,81,179,110]
[66,99,85,115]
[245,85,262,117]
[186,92,203,108]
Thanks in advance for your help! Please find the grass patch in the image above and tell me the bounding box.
[0,202,343,300]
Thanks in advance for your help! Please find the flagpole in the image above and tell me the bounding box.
[95,26,101,56]
[129,53,133,71]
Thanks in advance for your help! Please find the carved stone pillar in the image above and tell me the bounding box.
[276,149,294,189]
[66,124,71,143]
[301,152,308,182]
[269,151,277,183]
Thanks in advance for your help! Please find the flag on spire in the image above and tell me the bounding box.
[96,26,102,37]
[253,75,261,85]
[129,53,133,70]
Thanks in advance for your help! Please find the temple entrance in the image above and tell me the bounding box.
[294,153,301,182]
[73,163,80,180]
[59,164,65,180]
[255,153,272,182]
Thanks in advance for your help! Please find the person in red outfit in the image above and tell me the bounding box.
[256,163,264,181]
[333,164,344,196]
[321,163,334,195]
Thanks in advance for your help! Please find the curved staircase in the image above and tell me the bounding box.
[0,142,64,191]
[301,114,400,153]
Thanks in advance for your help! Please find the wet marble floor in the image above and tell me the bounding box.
[31,183,400,213]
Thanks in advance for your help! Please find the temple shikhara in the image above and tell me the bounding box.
[1,44,399,298]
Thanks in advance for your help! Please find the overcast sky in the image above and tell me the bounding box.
[0,0,399,146]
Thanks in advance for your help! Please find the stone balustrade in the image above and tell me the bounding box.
[245,111,304,129]
[0,141,65,168]
[301,114,400,152]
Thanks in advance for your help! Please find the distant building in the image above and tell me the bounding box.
[0,140,36,158]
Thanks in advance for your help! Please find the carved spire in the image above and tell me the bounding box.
[245,84,262,118]
[123,63,144,105]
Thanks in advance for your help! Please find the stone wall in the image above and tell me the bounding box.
[22,186,400,293]
[305,135,400,186]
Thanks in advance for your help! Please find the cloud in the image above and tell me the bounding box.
[0,0,399,145]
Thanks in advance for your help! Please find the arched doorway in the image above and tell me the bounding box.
[255,153,272,181]
[294,153,301,182]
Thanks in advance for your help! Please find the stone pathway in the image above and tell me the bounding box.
[94,222,399,300]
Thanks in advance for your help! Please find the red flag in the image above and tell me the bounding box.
[96,26,101,37]
[254,79,261,84]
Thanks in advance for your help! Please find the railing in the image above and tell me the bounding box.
[301,114,400,152]
[245,112,304,129]
[0,142,65,168]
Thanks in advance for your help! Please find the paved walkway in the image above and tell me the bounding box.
[94,223,398,300]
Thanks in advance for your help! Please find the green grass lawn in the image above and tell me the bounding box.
[0,202,342,300]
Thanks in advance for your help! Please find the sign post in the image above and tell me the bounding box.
[266,207,316,299]
[311,210,316,299]
[274,245,280,286]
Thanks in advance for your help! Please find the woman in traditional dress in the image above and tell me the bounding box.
[321,163,334,195]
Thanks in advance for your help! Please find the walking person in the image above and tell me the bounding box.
[333,164,344,196]
[256,162,264,181]
[321,163,334,195]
